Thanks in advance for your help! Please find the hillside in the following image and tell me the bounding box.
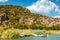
[0,5,60,30]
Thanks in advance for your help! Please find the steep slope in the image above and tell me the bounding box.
[0,5,60,30]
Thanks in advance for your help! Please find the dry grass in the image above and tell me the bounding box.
[20,29,34,35]
[46,30,60,34]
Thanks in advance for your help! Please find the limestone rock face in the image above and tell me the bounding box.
[0,5,60,28]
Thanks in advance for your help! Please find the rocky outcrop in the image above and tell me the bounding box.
[0,5,60,28]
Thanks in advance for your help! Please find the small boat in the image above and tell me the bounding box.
[40,34,48,37]
[32,34,38,37]
[32,34,48,37]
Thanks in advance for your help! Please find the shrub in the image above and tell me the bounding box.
[0,27,4,37]
[1,29,20,38]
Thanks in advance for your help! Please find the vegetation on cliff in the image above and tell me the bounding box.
[0,5,60,30]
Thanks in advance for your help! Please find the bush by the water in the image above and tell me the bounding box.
[0,27,4,37]
[1,29,20,38]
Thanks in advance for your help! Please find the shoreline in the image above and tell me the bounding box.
[18,29,60,35]
[1,29,60,38]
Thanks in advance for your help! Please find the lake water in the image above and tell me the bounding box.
[0,35,60,40]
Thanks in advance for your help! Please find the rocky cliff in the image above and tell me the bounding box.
[0,5,60,29]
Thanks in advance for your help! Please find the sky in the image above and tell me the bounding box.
[0,0,60,18]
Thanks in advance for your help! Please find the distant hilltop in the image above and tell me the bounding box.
[0,5,60,30]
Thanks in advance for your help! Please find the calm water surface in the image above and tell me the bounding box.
[0,35,60,40]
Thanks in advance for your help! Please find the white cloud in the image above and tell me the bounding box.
[53,16,60,18]
[26,0,60,17]
[0,0,8,2]
[57,0,59,2]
